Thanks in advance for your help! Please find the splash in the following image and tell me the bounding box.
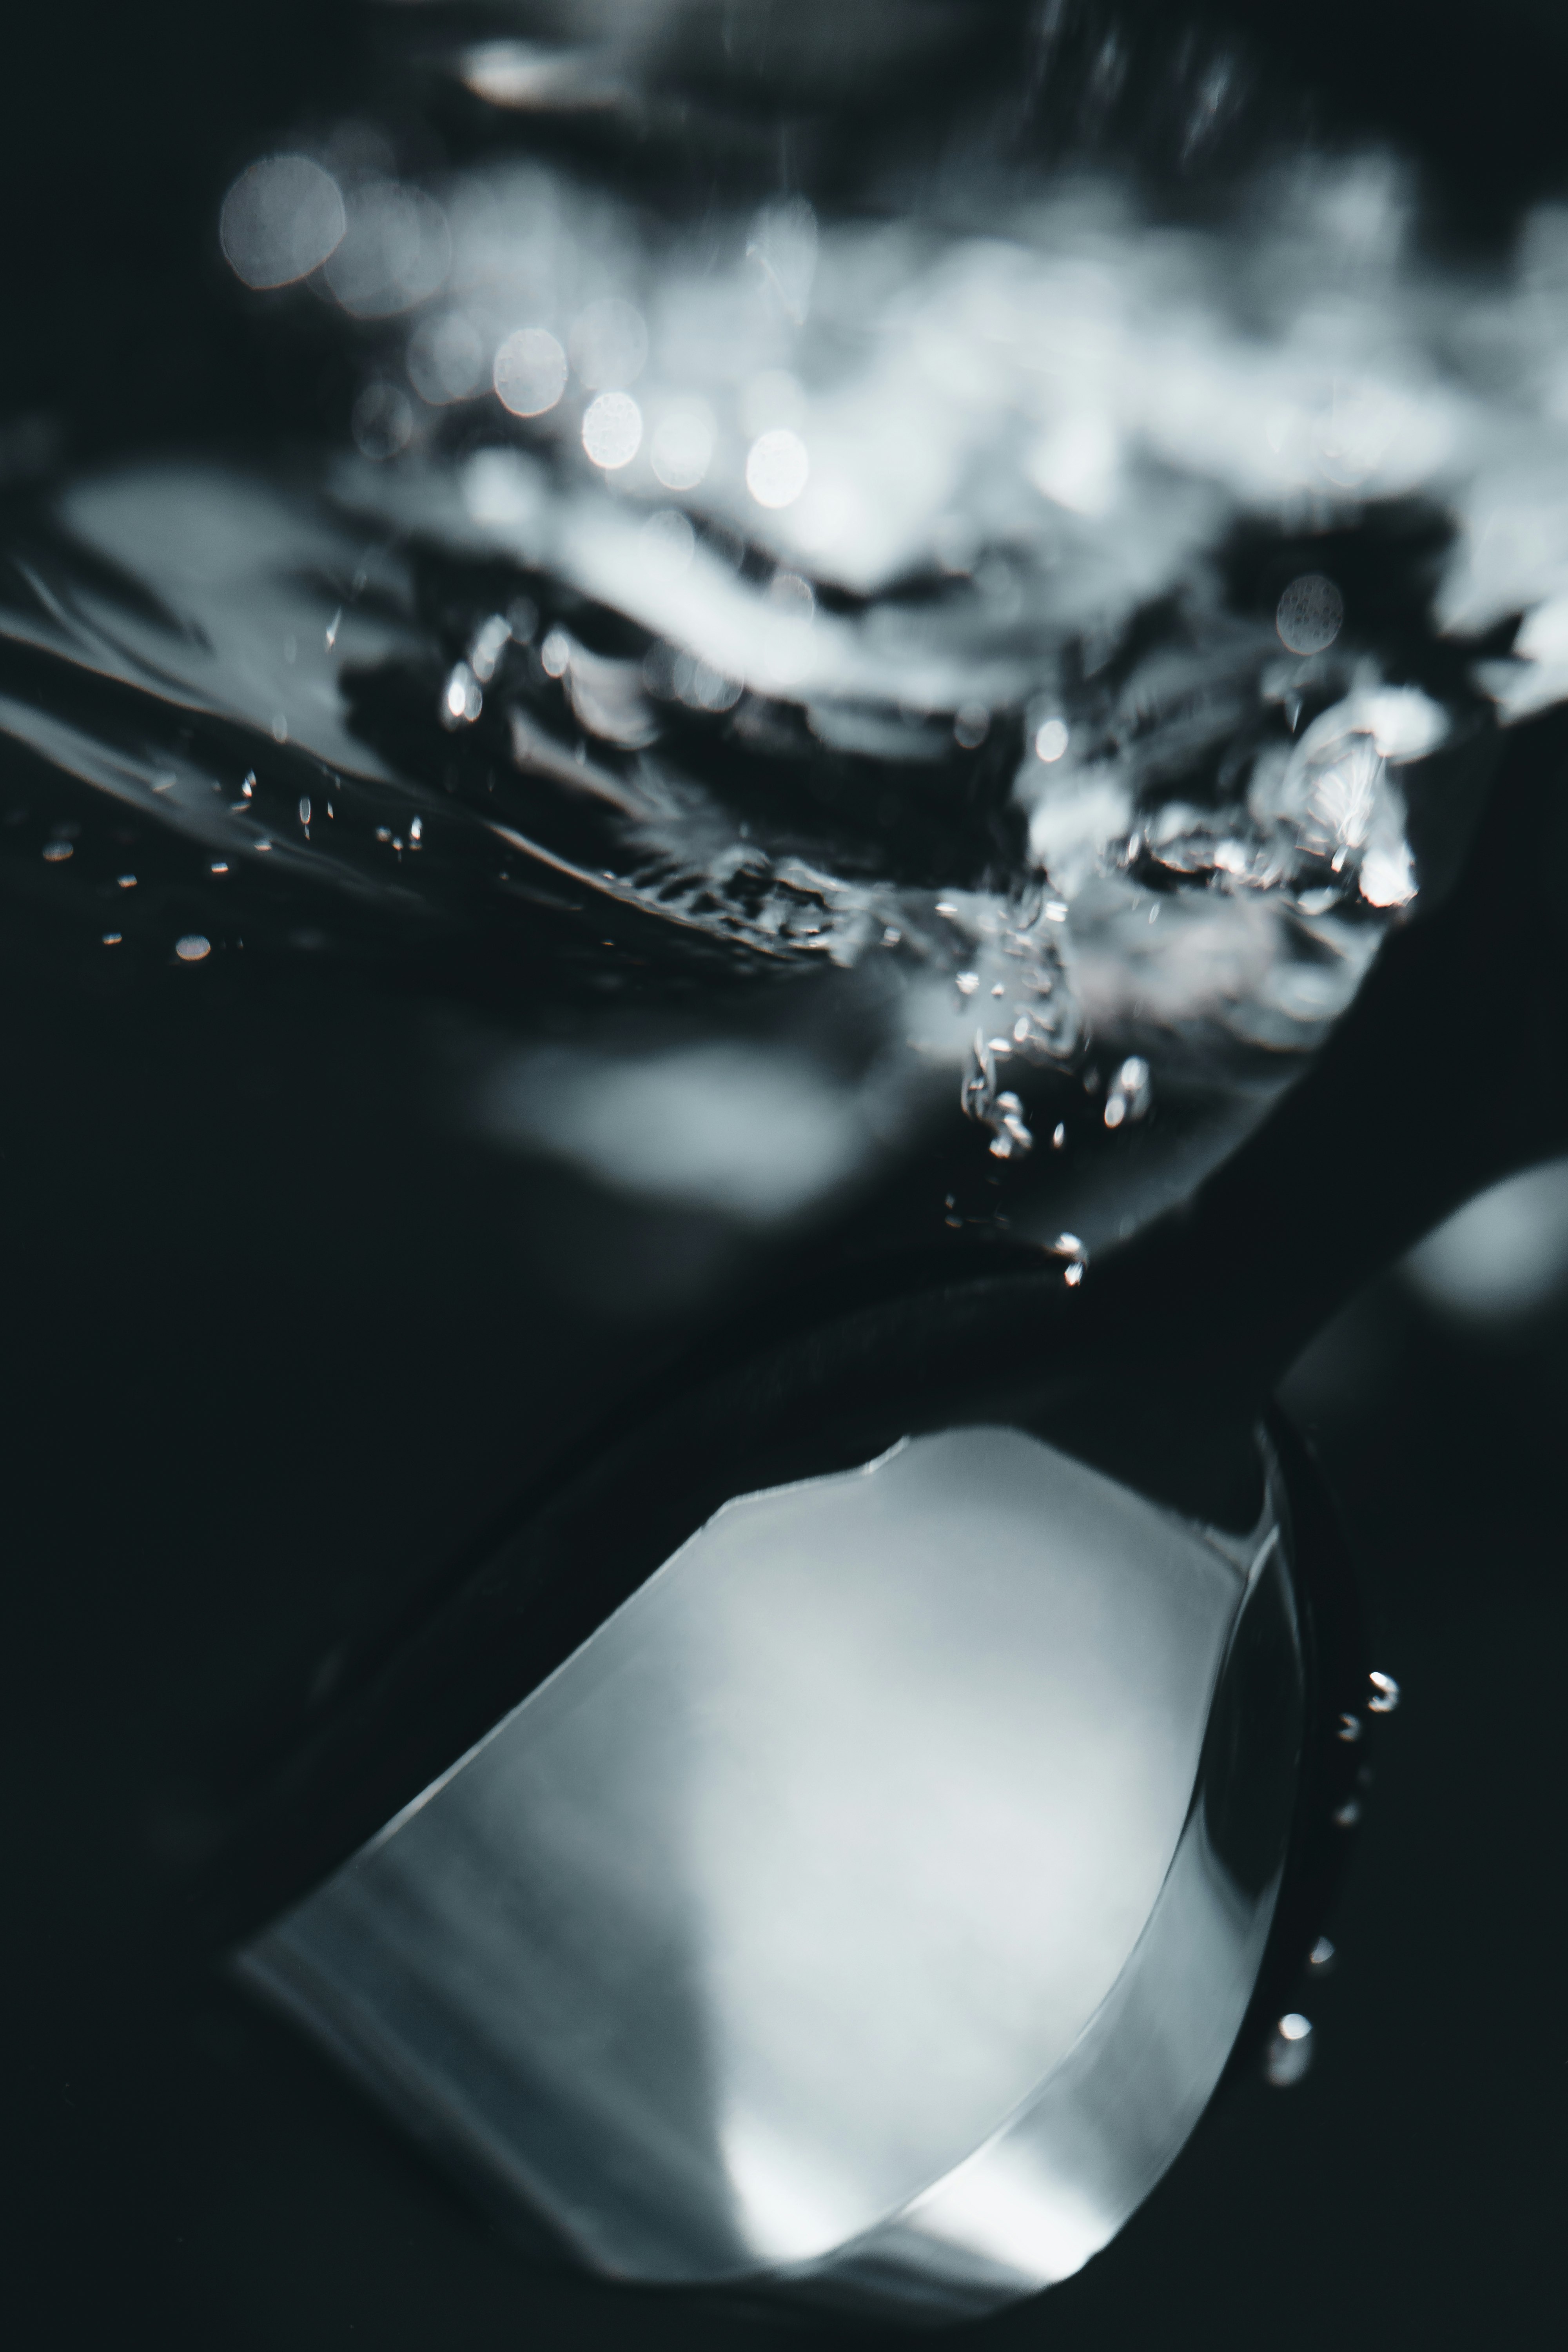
[7,69,1561,1232]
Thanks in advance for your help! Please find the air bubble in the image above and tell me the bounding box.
[176,935,211,963]
[1368,1670,1401,1714]
[1276,573,1343,656]
[1265,2012,1314,2087]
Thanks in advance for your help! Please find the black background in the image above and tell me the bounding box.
[3,5,1564,2345]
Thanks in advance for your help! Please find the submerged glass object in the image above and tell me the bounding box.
[240,1426,1301,2319]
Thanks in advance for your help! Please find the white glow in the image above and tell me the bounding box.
[325,181,449,319]
[479,1041,870,1220]
[220,155,345,290]
[569,297,648,390]
[1034,717,1070,763]
[408,310,486,405]
[1028,413,1121,517]
[746,428,809,510]
[640,508,695,578]
[582,392,642,470]
[650,401,716,490]
[494,328,568,417]
[1405,1157,1568,1319]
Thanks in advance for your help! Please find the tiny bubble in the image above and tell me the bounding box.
[116,873,137,889]
[42,841,73,862]
[102,931,122,946]
[1052,1122,1066,1149]
[175,934,211,963]
[1332,1798,1362,1829]
[1266,2012,1314,2087]
[1368,1670,1400,1714]
[1309,1936,1336,1969]
[1336,1712,1362,1743]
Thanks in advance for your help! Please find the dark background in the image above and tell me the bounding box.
[3,5,1564,2345]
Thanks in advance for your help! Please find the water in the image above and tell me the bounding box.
[16,21,1568,1252]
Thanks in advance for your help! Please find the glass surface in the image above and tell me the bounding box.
[241,1425,1301,2316]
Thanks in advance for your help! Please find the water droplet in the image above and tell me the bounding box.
[443,662,483,725]
[1309,1935,1337,1969]
[468,613,512,683]
[494,327,568,419]
[1063,1261,1085,1287]
[1368,1670,1401,1714]
[1276,572,1344,656]
[410,816,423,845]
[987,1091,1033,1159]
[1103,1054,1152,1129]
[298,795,312,825]
[176,935,211,963]
[1266,2012,1314,2086]
[42,841,73,862]
[540,630,570,680]
[1034,716,1070,762]
[746,428,809,510]
[1332,1798,1362,1829]
[1052,1122,1066,1149]
[582,391,643,472]
[1336,1712,1362,1743]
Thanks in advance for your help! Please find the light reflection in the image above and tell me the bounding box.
[493,327,568,417]
[650,401,716,490]
[407,311,487,405]
[746,427,809,510]
[582,391,643,470]
[220,154,345,290]
[1404,1158,1568,1321]
[323,181,450,319]
[569,297,648,390]
[241,1428,1290,2309]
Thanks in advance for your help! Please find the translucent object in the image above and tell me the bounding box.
[239,1426,1301,2321]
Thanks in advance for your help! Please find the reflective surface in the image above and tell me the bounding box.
[241,1426,1301,2318]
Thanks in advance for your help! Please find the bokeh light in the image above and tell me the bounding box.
[494,328,568,417]
[582,392,642,470]
[746,427,809,510]
[220,155,345,290]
